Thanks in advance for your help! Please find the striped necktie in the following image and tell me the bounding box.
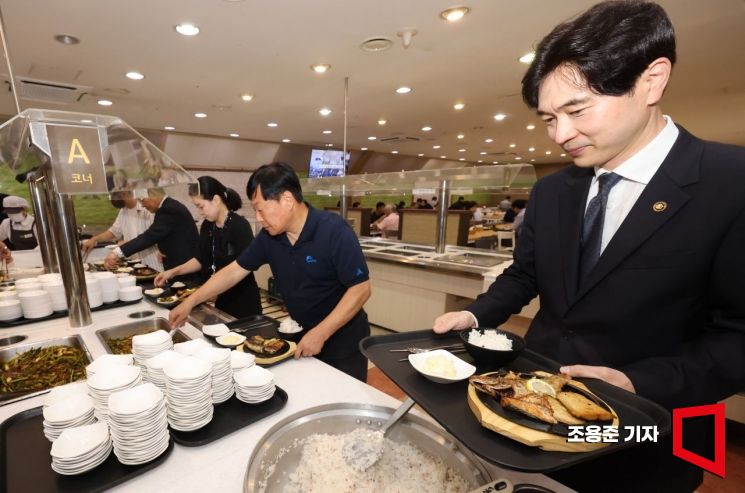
[579,172,622,281]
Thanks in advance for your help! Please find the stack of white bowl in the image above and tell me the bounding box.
[42,393,96,441]
[37,273,62,284]
[50,422,112,475]
[195,347,234,403]
[0,295,22,321]
[118,285,143,302]
[131,330,173,375]
[86,365,142,422]
[44,381,89,407]
[230,350,255,372]
[117,274,136,289]
[173,338,212,356]
[18,290,53,318]
[40,279,67,312]
[163,356,213,431]
[233,365,276,404]
[85,278,103,308]
[85,354,134,378]
[144,350,186,394]
[15,278,42,292]
[92,272,120,303]
[107,383,170,465]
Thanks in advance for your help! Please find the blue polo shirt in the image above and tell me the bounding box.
[236,205,370,359]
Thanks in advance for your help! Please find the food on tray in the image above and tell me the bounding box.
[133,263,146,269]
[175,287,197,300]
[157,296,178,304]
[171,281,186,289]
[244,335,286,356]
[278,318,303,334]
[216,332,246,346]
[467,329,513,350]
[421,354,457,379]
[144,287,164,296]
[116,267,134,273]
[1,346,87,393]
[133,267,157,277]
[470,371,612,425]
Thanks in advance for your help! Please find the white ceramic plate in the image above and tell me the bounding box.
[408,349,476,384]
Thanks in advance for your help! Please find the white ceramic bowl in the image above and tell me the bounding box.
[202,323,229,337]
[215,332,246,347]
[408,349,476,384]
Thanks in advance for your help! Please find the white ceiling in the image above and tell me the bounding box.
[0,0,744,167]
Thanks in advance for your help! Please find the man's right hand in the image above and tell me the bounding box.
[81,238,97,254]
[432,311,476,334]
[154,270,174,287]
[169,300,193,328]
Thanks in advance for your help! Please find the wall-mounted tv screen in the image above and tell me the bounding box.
[308,149,350,178]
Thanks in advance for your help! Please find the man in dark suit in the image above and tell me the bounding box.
[434,2,745,492]
[104,188,199,282]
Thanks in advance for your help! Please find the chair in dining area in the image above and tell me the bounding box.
[496,231,515,250]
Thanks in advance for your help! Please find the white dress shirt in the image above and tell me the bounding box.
[109,204,163,271]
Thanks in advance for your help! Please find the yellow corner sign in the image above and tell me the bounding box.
[47,125,108,194]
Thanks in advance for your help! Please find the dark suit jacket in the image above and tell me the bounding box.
[120,197,199,274]
[468,126,745,491]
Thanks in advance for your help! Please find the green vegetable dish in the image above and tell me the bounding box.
[1,346,88,393]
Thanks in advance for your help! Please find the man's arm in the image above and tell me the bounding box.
[82,230,117,254]
[295,281,371,358]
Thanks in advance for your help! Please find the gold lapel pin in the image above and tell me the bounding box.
[652,201,667,212]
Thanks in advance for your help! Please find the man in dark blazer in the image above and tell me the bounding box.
[434,2,745,492]
[105,188,199,282]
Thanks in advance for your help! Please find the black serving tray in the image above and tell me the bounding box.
[360,330,672,473]
[0,299,143,329]
[0,406,174,493]
[141,282,200,309]
[170,386,288,446]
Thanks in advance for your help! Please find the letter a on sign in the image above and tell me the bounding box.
[68,138,91,164]
[672,403,726,477]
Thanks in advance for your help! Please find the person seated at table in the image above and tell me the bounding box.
[471,203,484,222]
[503,199,525,223]
[352,201,361,208]
[370,202,385,223]
[418,198,433,209]
[511,199,527,237]
[372,204,399,238]
[499,196,512,211]
[0,196,38,251]
[449,196,466,210]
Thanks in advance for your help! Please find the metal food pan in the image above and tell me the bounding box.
[95,317,190,354]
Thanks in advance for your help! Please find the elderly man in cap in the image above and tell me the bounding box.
[0,196,38,251]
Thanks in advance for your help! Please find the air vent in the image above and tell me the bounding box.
[379,136,421,144]
[14,77,91,104]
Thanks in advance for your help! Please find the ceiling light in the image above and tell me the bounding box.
[515,156,522,160]
[164,126,175,130]
[125,71,144,80]
[230,133,239,138]
[433,145,441,149]
[528,147,535,152]
[421,126,432,132]
[493,113,507,121]
[368,136,377,141]
[560,153,567,157]
[392,151,399,154]
[545,150,552,155]
[458,149,466,152]
[519,52,536,64]
[457,134,465,139]
[531,159,536,162]
[440,155,447,159]
[360,37,394,52]
[459,158,466,161]
[282,139,291,143]
[361,147,368,151]
[267,122,278,127]
[418,153,424,157]
[97,99,113,106]
[378,119,387,125]
[395,86,412,94]
[509,143,516,148]
[54,34,80,45]
[326,143,333,147]
[477,160,483,163]
[479,152,487,155]
[319,107,332,116]
[492,161,499,164]
[484,138,493,143]
[175,23,200,36]
[311,64,330,73]
[526,124,536,130]
[453,102,465,110]
[80,119,93,123]
[322,130,332,134]
[440,6,471,22]
[241,94,254,102]
[194,112,207,118]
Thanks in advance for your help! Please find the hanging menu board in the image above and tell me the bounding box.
[47,125,108,194]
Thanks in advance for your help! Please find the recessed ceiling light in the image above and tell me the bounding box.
[477,160,483,163]
[267,122,278,127]
[458,149,466,152]
[459,158,466,161]
[311,64,330,73]
[440,6,471,22]
[453,102,465,110]
[361,147,368,151]
[194,112,207,118]
[175,23,200,36]
[418,153,424,157]
[360,37,394,52]
[528,147,535,152]
[492,161,499,164]
[54,34,80,45]
[433,145,441,149]
[440,155,447,159]
[322,130,332,134]
[326,143,333,147]
[125,71,144,80]
[457,134,465,139]
[319,107,332,116]
[519,52,536,64]
[515,156,522,160]
[395,86,412,94]
[282,138,291,143]
[493,113,507,121]
[484,138,493,143]
[531,159,536,162]
[80,119,93,123]
[230,133,239,137]
[545,150,552,155]
[368,136,377,141]
[164,126,175,130]
[97,99,113,106]
[560,153,567,157]
[241,94,254,102]
[526,124,536,130]
[421,126,432,132]
[479,152,487,155]
[509,143,516,148]
[378,119,387,126]
[392,151,399,154]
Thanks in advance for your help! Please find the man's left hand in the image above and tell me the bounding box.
[104,252,119,269]
[559,365,636,393]
[294,329,327,358]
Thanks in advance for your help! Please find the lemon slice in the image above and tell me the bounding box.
[526,378,557,398]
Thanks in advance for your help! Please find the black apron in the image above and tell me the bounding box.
[8,219,37,250]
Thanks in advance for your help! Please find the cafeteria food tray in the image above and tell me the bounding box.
[360,330,671,473]
[170,386,288,446]
[203,315,295,367]
[0,299,143,329]
[0,406,174,493]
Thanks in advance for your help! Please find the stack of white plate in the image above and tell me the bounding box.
[117,275,136,288]
[173,338,211,356]
[18,290,53,319]
[0,290,17,301]
[40,280,68,312]
[163,356,213,431]
[86,354,134,378]
[195,347,234,403]
[118,285,143,302]
[86,365,142,422]
[44,381,89,407]
[107,383,170,465]
[92,272,120,303]
[131,330,173,374]
[230,350,255,372]
[42,393,96,441]
[233,365,276,404]
[15,278,42,292]
[50,422,112,475]
[85,278,103,308]
[0,299,22,321]
[38,273,62,284]
[144,350,186,393]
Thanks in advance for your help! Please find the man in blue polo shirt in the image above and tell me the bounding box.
[169,162,372,381]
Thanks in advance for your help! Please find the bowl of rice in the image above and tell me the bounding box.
[459,328,525,366]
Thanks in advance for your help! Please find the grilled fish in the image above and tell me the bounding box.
[501,393,557,424]
[557,391,614,422]
[245,335,286,355]
[546,396,586,425]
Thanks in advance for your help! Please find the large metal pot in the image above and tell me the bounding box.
[244,402,492,492]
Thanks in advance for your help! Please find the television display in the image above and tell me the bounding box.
[308,149,350,178]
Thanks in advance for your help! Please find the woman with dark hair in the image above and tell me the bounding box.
[154,176,261,318]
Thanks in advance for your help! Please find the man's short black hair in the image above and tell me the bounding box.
[246,162,303,202]
[375,201,385,208]
[512,199,528,209]
[521,0,676,108]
